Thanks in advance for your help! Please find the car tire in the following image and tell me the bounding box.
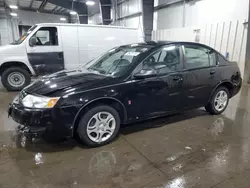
[77,105,121,147]
[1,67,31,91]
[205,87,229,115]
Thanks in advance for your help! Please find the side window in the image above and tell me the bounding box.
[217,54,227,65]
[209,51,217,66]
[184,45,216,69]
[141,45,181,74]
[32,27,58,46]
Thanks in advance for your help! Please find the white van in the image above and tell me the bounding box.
[0,23,143,91]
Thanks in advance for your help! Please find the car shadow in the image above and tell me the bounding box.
[14,108,209,153]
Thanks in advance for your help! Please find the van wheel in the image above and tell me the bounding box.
[1,67,31,91]
[77,105,120,147]
[205,87,229,115]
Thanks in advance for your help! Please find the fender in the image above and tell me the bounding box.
[72,97,128,133]
[207,80,234,103]
[0,43,36,76]
[0,61,36,76]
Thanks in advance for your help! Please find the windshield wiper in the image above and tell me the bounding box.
[88,67,106,75]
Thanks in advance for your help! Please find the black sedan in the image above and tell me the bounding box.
[8,41,242,147]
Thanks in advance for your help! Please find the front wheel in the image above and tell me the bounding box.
[205,87,229,115]
[1,67,31,91]
[77,105,120,147]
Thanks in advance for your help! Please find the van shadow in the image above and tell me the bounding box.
[15,108,210,153]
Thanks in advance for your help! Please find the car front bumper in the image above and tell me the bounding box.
[8,103,76,138]
[8,103,54,136]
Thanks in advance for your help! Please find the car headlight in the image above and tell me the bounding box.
[22,94,60,108]
[12,95,19,104]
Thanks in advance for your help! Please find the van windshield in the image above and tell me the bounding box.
[86,45,150,77]
[11,25,37,45]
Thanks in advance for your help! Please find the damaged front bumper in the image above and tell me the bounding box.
[8,103,52,137]
[8,102,75,139]
[15,124,46,137]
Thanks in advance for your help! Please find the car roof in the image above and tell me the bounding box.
[122,41,223,55]
[122,41,214,48]
[135,41,214,48]
[121,41,227,60]
[121,41,173,47]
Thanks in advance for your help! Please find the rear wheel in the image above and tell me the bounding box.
[77,105,120,147]
[1,67,31,91]
[205,87,229,115]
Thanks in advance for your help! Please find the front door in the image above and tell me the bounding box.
[128,45,185,119]
[181,44,219,108]
[26,26,64,75]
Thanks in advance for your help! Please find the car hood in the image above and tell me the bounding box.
[24,69,113,95]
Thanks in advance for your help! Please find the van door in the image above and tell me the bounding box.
[26,26,64,75]
[61,26,79,70]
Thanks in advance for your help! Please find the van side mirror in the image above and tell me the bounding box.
[29,37,36,47]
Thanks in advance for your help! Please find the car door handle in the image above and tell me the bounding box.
[173,76,183,82]
[210,70,216,75]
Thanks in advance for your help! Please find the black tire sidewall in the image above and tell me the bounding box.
[210,87,229,115]
[1,67,31,91]
[77,105,121,147]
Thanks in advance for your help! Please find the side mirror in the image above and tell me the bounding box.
[133,68,157,79]
[29,37,36,47]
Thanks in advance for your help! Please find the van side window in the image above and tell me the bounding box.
[184,45,216,69]
[32,27,58,46]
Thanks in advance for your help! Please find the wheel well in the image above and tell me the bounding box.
[73,98,127,135]
[216,82,234,98]
[0,62,32,76]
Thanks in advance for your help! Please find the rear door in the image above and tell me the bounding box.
[26,26,64,75]
[181,44,219,108]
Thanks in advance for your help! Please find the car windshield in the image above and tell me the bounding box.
[11,25,37,45]
[86,45,150,77]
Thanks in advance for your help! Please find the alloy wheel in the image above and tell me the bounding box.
[214,90,228,112]
[86,112,116,143]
